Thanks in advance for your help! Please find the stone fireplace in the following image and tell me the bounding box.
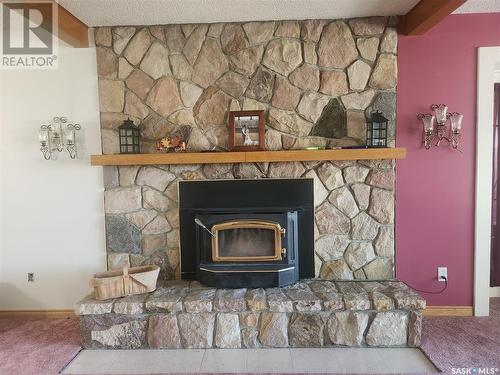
[97,16,397,282]
[179,179,314,288]
[75,16,427,351]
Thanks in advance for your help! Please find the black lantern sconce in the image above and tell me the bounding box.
[118,118,140,154]
[366,111,389,148]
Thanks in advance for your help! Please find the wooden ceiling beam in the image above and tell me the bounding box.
[56,2,89,48]
[399,0,466,36]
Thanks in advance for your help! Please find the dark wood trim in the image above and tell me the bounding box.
[399,0,466,36]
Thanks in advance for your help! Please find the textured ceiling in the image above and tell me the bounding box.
[454,0,500,14]
[58,0,500,27]
[58,0,421,26]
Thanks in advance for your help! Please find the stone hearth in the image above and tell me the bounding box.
[76,280,424,349]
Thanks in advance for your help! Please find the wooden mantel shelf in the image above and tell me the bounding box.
[91,148,406,166]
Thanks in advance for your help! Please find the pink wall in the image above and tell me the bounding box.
[396,13,500,306]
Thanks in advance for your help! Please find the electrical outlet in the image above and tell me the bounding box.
[437,267,447,282]
[27,273,34,282]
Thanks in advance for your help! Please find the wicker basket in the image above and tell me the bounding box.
[90,265,160,300]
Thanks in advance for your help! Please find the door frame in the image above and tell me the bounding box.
[475,47,500,316]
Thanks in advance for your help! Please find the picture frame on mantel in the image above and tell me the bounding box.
[228,110,265,151]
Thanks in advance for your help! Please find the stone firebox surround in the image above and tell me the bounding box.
[95,16,398,281]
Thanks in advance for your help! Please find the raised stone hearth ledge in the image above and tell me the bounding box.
[76,280,425,349]
[91,148,407,166]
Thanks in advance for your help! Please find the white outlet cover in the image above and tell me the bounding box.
[437,267,448,282]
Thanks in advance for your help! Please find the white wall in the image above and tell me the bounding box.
[0,46,106,310]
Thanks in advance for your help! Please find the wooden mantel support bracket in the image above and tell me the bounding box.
[399,0,466,36]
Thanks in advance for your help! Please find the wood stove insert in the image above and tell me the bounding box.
[179,179,314,288]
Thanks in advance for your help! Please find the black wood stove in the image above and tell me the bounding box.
[179,179,314,288]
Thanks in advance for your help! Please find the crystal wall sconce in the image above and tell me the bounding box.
[39,117,81,160]
[417,104,463,150]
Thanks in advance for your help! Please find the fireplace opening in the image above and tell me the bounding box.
[179,179,314,288]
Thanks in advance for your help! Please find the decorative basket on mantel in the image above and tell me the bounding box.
[90,265,160,300]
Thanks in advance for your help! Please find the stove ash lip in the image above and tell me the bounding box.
[198,266,296,273]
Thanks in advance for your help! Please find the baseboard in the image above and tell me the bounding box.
[490,287,500,297]
[0,310,76,319]
[423,306,473,316]
[0,306,475,318]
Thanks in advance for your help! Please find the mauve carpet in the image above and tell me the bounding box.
[419,298,500,374]
[0,299,499,375]
[0,317,81,375]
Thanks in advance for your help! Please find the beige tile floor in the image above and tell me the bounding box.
[63,347,438,374]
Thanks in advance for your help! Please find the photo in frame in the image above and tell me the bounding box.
[228,110,265,151]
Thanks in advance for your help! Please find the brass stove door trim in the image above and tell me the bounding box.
[211,220,283,262]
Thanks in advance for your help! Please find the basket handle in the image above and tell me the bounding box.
[122,266,130,295]
[128,265,150,289]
